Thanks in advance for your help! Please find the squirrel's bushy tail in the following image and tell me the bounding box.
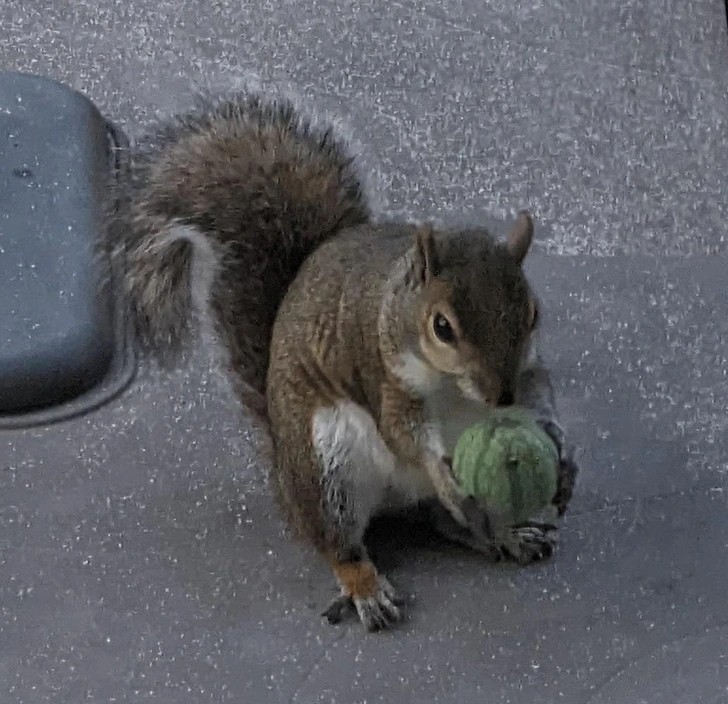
[117,94,369,393]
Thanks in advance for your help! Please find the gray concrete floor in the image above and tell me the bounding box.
[2,2,728,702]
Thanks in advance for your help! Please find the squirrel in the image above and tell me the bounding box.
[116,93,579,631]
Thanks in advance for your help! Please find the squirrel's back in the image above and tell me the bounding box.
[117,94,369,394]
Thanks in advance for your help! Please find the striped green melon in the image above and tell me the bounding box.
[452,408,559,524]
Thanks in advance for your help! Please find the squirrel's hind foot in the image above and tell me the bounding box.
[324,560,404,632]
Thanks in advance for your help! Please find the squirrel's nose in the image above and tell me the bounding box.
[470,373,502,406]
[497,390,514,407]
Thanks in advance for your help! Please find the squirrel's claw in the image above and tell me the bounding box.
[322,594,356,625]
[499,524,557,565]
[323,576,404,631]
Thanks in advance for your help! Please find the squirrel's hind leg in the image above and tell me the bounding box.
[311,400,406,631]
[323,556,403,631]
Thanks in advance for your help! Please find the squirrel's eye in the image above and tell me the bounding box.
[433,313,456,344]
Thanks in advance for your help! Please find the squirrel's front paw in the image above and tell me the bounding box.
[325,561,403,632]
[499,522,557,565]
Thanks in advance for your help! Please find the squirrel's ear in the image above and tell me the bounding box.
[406,225,438,287]
[506,211,534,264]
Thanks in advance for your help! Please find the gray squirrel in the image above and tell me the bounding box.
[116,94,578,631]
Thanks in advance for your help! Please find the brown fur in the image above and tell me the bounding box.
[266,219,551,630]
[330,559,379,599]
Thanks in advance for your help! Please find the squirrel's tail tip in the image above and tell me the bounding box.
[120,219,222,356]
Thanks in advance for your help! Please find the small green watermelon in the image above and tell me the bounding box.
[452,408,559,524]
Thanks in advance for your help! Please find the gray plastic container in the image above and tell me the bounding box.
[0,73,134,427]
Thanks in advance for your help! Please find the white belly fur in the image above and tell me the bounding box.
[310,379,494,522]
[311,401,436,521]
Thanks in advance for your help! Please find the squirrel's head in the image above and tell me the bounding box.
[387,212,538,406]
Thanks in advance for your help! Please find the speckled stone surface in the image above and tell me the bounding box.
[1,0,727,255]
[2,1,728,702]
